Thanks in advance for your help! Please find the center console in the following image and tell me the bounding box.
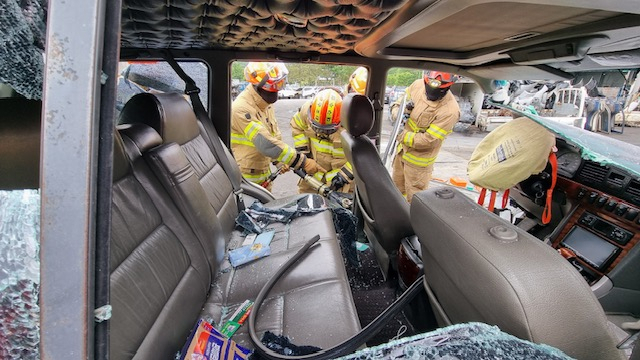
[552,178,640,284]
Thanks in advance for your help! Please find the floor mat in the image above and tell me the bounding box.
[343,245,418,346]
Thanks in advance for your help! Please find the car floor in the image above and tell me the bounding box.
[342,241,420,346]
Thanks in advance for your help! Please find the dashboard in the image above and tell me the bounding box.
[542,139,640,289]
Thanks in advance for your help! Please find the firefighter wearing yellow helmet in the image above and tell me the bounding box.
[346,66,367,95]
[389,70,461,202]
[290,88,354,193]
[231,62,326,190]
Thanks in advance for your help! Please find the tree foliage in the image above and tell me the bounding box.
[230,62,422,88]
[386,68,422,87]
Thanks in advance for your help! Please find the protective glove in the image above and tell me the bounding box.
[278,163,290,173]
[391,105,399,121]
[302,158,328,175]
[330,172,349,191]
[405,101,414,111]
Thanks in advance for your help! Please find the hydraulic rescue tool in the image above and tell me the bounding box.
[260,164,287,188]
[382,93,409,170]
[293,168,353,209]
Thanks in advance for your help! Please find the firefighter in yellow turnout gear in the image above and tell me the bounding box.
[390,70,460,202]
[231,62,326,190]
[290,89,355,194]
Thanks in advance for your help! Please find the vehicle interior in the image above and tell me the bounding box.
[2,0,640,359]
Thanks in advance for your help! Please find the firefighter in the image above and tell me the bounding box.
[290,88,354,193]
[231,62,326,190]
[346,66,367,95]
[389,70,461,202]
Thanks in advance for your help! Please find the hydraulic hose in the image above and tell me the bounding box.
[248,234,425,360]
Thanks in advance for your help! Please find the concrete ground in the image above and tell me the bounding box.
[269,99,640,199]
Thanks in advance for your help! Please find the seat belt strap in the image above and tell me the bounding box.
[164,51,245,211]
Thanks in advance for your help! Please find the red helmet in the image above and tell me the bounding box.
[309,89,342,134]
[244,62,288,92]
[423,70,458,89]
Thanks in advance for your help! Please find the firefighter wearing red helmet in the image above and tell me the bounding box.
[290,88,354,193]
[231,62,326,190]
[389,70,461,202]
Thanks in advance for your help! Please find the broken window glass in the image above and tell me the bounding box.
[336,322,572,360]
[0,190,40,359]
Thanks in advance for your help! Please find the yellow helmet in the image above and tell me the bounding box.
[244,62,288,92]
[348,66,367,95]
[309,89,343,134]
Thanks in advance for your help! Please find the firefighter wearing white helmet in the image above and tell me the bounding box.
[389,70,461,202]
[290,88,354,193]
[231,62,326,190]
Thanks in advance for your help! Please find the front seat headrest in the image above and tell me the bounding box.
[340,94,374,137]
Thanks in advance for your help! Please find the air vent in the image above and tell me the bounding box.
[627,180,640,198]
[607,172,626,188]
[504,32,541,42]
[578,162,608,184]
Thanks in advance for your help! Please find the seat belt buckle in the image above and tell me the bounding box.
[234,188,246,209]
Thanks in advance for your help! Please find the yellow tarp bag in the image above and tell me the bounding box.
[467,117,555,192]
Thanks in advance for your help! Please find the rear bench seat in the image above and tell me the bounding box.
[117,93,339,251]
[110,94,360,359]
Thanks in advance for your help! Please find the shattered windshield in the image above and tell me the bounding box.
[499,103,640,178]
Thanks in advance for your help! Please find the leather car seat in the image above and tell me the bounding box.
[340,93,414,277]
[411,187,625,360]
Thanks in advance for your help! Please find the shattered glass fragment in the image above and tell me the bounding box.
[235,210,265,234]
[0,190,40,360]
[336,322,573,360]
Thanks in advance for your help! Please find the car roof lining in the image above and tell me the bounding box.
[355,0,640,70]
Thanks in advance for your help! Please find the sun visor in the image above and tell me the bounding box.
[589,49,640,68]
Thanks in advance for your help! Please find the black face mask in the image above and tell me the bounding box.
[425,85,449,101]
[256,86,278,104]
